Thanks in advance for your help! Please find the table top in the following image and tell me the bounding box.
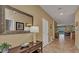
[9,41,42,53]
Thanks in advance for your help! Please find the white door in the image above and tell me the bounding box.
[42,18,49,47]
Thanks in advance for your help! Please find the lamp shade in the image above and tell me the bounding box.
[30,26,39,33]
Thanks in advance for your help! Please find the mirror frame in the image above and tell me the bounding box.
[1,5,33,34]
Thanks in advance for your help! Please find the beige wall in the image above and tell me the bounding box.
[75,8,79,48]
[0,5,56,48]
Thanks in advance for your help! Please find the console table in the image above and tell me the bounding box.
[9,41,42,53]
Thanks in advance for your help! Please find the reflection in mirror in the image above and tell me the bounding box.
[3,6,33,34]
[6,20,15,32]
[16,22,24,30]
[5,19,32,34]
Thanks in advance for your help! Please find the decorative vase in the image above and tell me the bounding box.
[2,48,8,53]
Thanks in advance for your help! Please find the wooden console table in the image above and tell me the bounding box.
[9,41,42,53]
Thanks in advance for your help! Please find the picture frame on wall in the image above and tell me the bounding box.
[16,22,24,30]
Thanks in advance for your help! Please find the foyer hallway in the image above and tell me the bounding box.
[43,34,79,53]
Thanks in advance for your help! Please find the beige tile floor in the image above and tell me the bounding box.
[43,35,79,53]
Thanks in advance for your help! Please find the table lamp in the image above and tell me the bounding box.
[30,26,39,43]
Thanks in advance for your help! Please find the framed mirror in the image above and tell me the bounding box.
[0,5,33,34]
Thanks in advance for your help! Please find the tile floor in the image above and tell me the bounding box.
[43,34,79,53]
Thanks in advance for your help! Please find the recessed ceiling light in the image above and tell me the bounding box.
[58,8,62,10]
[60,12,63,15]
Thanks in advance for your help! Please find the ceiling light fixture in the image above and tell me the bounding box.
[60,12,63,15]
[58,8,62,10]
[58,8,63,16]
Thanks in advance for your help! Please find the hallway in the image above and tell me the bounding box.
[43,35,79,53]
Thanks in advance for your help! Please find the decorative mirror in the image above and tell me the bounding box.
[0,5,33,34]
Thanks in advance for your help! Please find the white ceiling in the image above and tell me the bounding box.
[40,5,79,26]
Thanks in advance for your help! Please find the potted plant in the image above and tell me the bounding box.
[0,42,11,53]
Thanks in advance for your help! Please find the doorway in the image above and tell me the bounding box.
[42,18,49,47]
